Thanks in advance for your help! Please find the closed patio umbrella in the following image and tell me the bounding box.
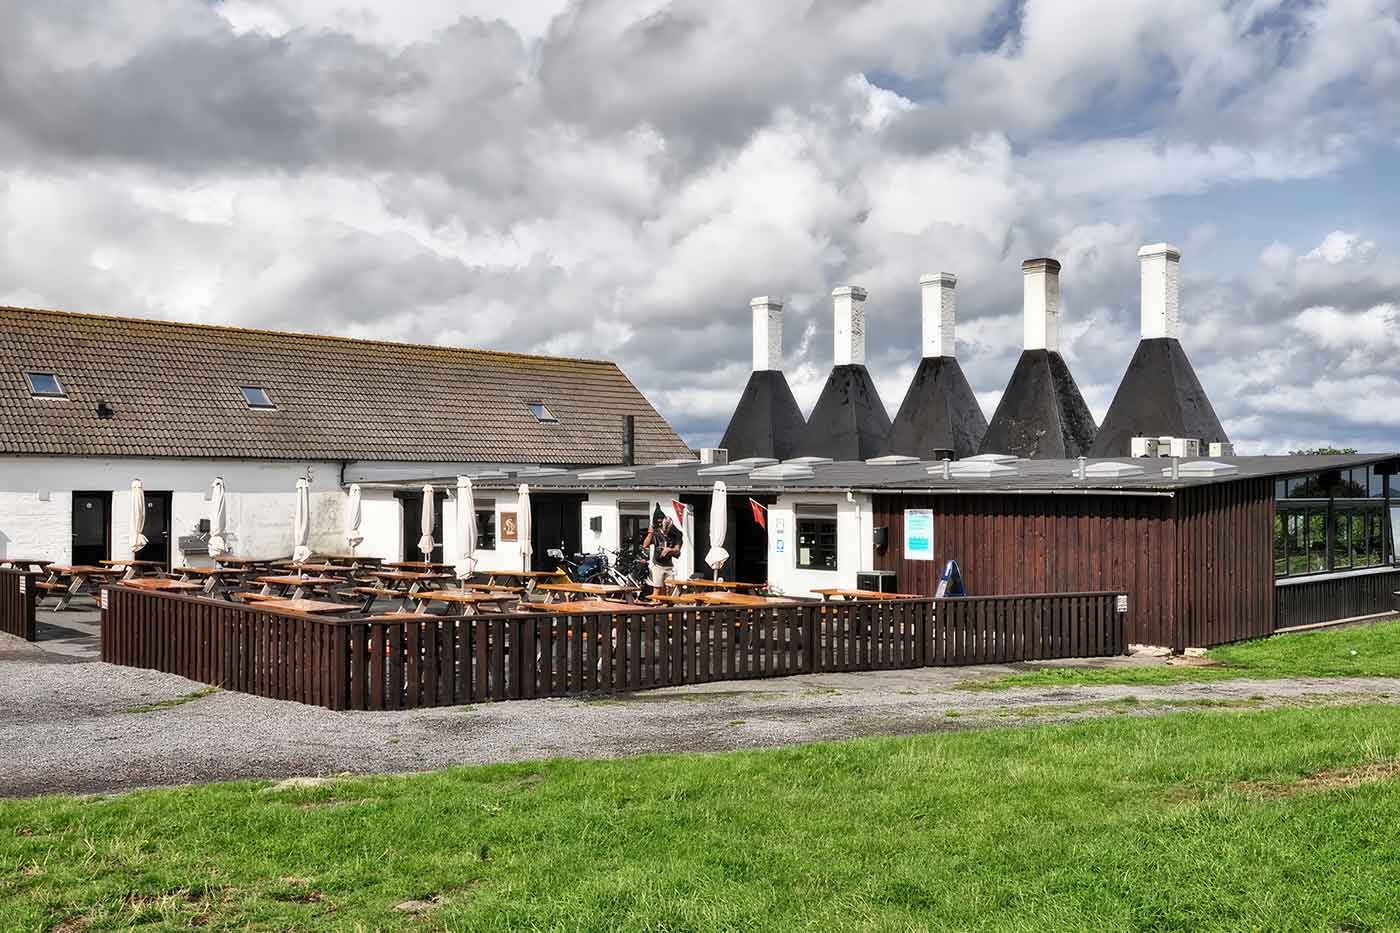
[418,484,436,560]
[345,483,364,553]
[455,475,477,579]
[292,478,312,564]
[517,483,532,572]
[705,480,730,578]
[208,477,228,558]
[129,479,148,556]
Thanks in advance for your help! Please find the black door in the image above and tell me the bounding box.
[530,494,584,571]
[732,495,772,585]
[135,491,173,570]
[399,491,445,563]
[72,492,112,566]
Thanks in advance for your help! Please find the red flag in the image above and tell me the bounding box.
[748,498,767,529]
[671,499,686,524]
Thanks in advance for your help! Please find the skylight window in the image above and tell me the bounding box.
[240,386,276,409]
[526,401,557,423]
[25,372,66,399]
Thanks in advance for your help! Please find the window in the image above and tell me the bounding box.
[25,372,66,398]
[475,500,497,550]
[526,401,557,423]
[619,501,651,550]
[1276,470,1395,577]
[796,503,838,571]
[240,386,275,409]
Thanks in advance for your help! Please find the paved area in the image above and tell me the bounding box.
[5,631,1400,798]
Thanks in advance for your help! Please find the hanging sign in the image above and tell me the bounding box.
[903,509,934,561]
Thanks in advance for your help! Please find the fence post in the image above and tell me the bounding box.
[802,602,818,673]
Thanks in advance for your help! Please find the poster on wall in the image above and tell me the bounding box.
[904,509,934,561]
[500,512,518,542]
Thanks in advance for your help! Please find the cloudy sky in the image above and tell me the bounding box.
[2,0,1397,453]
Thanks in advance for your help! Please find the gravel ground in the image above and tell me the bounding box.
[4,633,1399,798]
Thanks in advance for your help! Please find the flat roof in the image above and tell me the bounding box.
[360,453,1400,497]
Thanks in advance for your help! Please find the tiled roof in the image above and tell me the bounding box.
[0,306,693,464]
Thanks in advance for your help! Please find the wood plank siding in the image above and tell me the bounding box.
[872,478,1278,650]
[1276,568,1400,629]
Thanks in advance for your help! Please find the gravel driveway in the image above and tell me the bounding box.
[4,634,1398,798]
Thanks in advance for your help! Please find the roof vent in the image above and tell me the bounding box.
[962,453,1018,464]
[1082,461,1145,479]
[749,463,816,481]
[731,457,779,468]
[784,456,833,465]
[656,458,700,467]
[1167,460,1239,478]
[577,468,635,480]
[698,464,753,476]
[867,454,920,465]
[942,460,1019,478]
[515,467,568,477]
[700,447,729,464]
[469,470,509,479]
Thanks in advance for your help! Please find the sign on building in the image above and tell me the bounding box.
[903,509,934,561]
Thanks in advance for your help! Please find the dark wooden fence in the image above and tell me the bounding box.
[101,588,1127,711]
[1275,568,1400,630]
[0,569,38,641]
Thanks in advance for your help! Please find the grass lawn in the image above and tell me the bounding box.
[974,616,1400,690]
[6,705,1400,930]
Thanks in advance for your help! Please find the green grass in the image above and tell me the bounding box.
[7,706,1400,930]
[973,616,1400,690]
[121,686,219,715]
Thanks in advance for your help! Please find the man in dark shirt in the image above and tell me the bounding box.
[643,516,684,589]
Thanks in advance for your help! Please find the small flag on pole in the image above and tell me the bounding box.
[748,498,767,529]
[671,499,687,524]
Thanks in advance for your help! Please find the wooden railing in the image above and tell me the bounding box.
[101,588,1128,710]
[0,569,38,641]
[1275,567,1400,630]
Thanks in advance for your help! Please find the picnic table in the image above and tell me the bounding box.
[689,592,797,607]
[411,589,518,615]
[99,558,166,580]
[39,565,122,610]
[471,569,566,593]
[517,599,642,615]
[119,578,206,593]
[385,560,455,571]
[0,558,53,572]
[369,570,453,592]
[669,579,766,593]
[272,562,355,576]
[535,581,639,603]
[250,597,356,616]
[810,588,924,601]
[313,553,381,567]
[173,566,245,596]
[256,575,342,600]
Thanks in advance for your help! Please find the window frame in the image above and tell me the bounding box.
[240,386,276,410]
[795,502,839,572]
[25,371,67,399]
[526,401,557,423]
[474,500,497,551]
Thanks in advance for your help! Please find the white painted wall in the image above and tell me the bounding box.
[0,457,344,564]
[764,492,872,596]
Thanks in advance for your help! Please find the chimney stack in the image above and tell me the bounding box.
[832,285,868,366]
[1022,258,1060,352]
[750,296,783,372]
[920,273,957,358]
[1138,243,1181,339]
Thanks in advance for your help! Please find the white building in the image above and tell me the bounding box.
[0,306,690,567]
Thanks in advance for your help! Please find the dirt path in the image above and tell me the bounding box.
[3,636,1398,797]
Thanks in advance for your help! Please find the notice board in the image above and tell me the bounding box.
[904,508,934,561]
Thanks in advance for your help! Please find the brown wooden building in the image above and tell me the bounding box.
[448,452,1398,653]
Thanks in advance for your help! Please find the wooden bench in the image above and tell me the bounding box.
[349,586,412,613]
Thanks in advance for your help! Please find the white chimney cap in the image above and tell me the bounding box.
[1022,258,1061,352]
[1138,243,1181,340]
[832,285,868,366]
[750,296,783,372]
[920,273,957,358]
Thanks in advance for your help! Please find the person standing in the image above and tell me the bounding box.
[643,515,684,591]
